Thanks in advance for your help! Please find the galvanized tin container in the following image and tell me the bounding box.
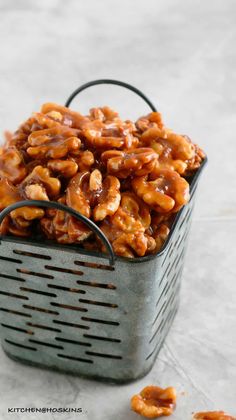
[0,80,207,382]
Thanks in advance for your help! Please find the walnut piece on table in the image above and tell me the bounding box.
[193,411,236,420]
[130,385,177,418]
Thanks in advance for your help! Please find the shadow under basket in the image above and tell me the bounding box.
[0,80,207,382]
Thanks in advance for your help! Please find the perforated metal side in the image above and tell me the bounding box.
[0,185,198,382]
[145,197,195,363]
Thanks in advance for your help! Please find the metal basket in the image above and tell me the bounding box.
[0,80,207,382]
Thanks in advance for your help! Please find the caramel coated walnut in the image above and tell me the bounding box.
[132,168,189,213]
[66,171,91,218]
[89,169,102,191]
[99,193,152,257]
[47,159,78,178]
[93,175,120,221]
[99,219,155,258]
[84,124,124,149]
[136,112,164,132]
[66,217,92,243]
[141,126,194,161]
[0,177,44,224]
[0,178,22,210]
[193,412,236,420]
[27,127,81,159]
[54,211,90,244]
[0,215,31,237]
[0,147,27,184]
[3,131,13,146]
[10,206,44,223]
[40,197,91,244]
[89,106,119,122]
[24,184,49,201]
[83,119,138,149]
[0,215,10,235]
[101,148,158,178]
[66,170,121,221]
[141,126,196,174]
[112,192,151,232]
[112,232,156,258]
[9,116,38,151]
[131,385,177,418]
[32,112,63,129]
[151,213,174,229]
[21,166,61,199]
[70,150,95,171]
[41,103,90,129]
[152,224,170,253]
[184,141,206,176]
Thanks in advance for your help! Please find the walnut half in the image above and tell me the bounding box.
[131,385,177,418]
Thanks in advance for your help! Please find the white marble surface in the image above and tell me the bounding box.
[0,0,235,418]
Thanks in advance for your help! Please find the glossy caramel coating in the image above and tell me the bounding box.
[0,103,205,257]
[193,412,236,420]
[131,385,177,418]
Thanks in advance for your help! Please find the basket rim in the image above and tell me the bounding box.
[0,157,207,266]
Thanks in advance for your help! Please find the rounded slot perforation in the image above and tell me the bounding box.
[173,248,185,271]
[13,250,51,260]
[0,307,32,318]
[166,252,181,279]
[76,280,116,290]
[178,206,192,231]
[160,291,176,321]
[29,339,64,350]
[152,298,168,327]
[161,246,171,268]
[167,246,175,260]
[0,256,22,264]
[85,351,122,360]
[163,272,177,298]
[74,260,114,271]
[146,339,164,361]
[1,323,34,335]
[146,305,178,361]
[81,316,119,326]
[47,284,85,294]
[53,320,89,330]
[171,267,182,291]
[150,293,176,344]
[78,298,118,308]
[55,337,91,347]
[4,339,37,351]
[149,297,178,345]
[159,261,171,288]
[0,273,25,282]
[17,269,53,280]
[26,322,61,333]
[0,291,28,300]
[57,354,93,364]
[45,265,83,276]
[155,280,170,308]
[23,304,59,315]
[20,287,57,297]
[50,302,87,312]
[159,297,178,335]
[83,333,121,343]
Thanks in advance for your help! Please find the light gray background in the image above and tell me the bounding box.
[0,0,235,419]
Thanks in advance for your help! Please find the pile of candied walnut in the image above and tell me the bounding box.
[0,104,205,257]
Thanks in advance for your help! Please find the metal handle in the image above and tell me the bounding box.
[65,78,157,112]
[0,200,115,266]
